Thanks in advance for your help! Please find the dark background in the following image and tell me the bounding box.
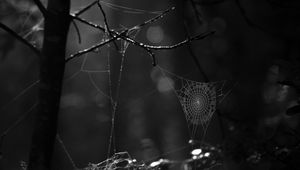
[1,0,300,169]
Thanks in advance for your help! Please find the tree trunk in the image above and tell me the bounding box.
[28,1,70,170]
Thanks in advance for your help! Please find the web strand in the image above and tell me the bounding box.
[106,45,115,158]
[56,134,79,170]
[0,102,37,159]
[80,53,113,102]
[107,51,127,157]
[1,1,228,168]
[0,80,39,112]
[99,1,163,15]
[156,65,226,141]
[106,23,140,157]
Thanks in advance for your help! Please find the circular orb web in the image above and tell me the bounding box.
[180,83,216,125]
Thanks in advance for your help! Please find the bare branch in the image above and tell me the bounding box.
[131,31,215,50]
[136,6,175,28]
[97,2,110,30]
[97,1,119,50]
[145,48,156,66]
[71,15,105,31]
[66,30,127,61]
[73,0,98,16]
[69,7,176,64]
[127,30,215,66]
[71,20,82,44]
[0,22,42,57]
[32,0,48,16]
[71,6,175,36]
[69,7,214,66]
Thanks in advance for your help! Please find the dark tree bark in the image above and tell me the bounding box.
[28,0,71,170]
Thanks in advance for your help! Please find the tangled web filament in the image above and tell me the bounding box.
[83,152,148,170]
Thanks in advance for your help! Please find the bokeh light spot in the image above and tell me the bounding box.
[60,93,85,109]
[146,26,164,44]
[150,66,161,82]
[157,76,174,93]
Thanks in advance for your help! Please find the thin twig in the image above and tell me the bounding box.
[97,1,112,35]
[71,15,102,33]
[69,26,214,64]
[32,0,48,16]
[97,1,119,50]
[66,30,127,61]
[71,6,175,37]
[139,7,175,27]
[70,6,214,66]
[73,0,98,16]
[69,7,176,64]
[120,30,215,66]
[70,14,214,55]
[71,20,82,44]
[127,31,215,50]
[0,22,42,57]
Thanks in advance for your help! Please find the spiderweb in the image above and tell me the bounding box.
[157,66,226,140]
[57,24,144,170]
[0,1,227,170]
[83,152,149,170]
[119,25,141,55]
[1,2,147,169]
[56,11,143,169]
